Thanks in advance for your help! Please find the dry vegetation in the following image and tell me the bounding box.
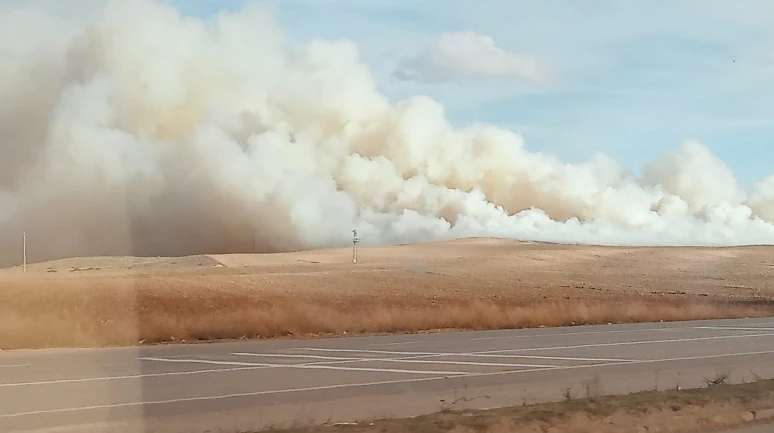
[2,238,774,350]
[256,379,774,433]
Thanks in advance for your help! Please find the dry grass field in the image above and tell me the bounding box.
[2,238,774,350]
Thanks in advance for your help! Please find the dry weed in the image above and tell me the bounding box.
[1,289,772,349]
[3,239,774,349]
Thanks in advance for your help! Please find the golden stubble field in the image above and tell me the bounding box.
[1,238,774,349]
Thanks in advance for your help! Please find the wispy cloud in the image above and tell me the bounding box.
[393,31,549,84]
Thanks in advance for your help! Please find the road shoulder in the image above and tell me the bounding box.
[255,379,774,433]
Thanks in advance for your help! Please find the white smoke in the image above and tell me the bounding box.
[2,0,774,267]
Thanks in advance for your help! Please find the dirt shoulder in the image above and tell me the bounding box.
[257,379,774,433]
[2,238,774,349]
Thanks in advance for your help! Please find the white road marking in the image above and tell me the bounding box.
[4,349,774,419]
[0,364,30,369]
[292,348,636,362]
[324,332,774,358]
[5,421,132,432]
[469,327,676,341]
[483,332,774,354]
[142,357,471,376]
[8,327,766,389]
[0,366,269,388]
[695,326,774,332]
[229,353,364,361]
[245,351,566,367]
[293,331,774,359]
[622,350,774,364]
[0,375,449,419]
[375,326,688,346]
[478,355,634,362]
[730,321,774,327]
[231,352,555,369]
[0,353,472,389]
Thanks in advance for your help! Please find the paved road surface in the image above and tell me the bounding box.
[2,318,774,433]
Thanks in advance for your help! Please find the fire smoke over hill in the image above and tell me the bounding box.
[1,0,774,266]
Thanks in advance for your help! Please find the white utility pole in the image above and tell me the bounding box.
[352,230,359,264]
[23,231,27,273]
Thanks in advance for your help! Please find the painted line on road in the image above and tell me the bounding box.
[0,352,475,389]
[142,357,472,376]
[469,327,680,342]
[0,364,30,369]
[479,355,635,362]
[228,353,364,362]
[293,332,774,360]
[17,330,757,389]
[375,326,689,346]
[251,351,566,368]
[231,352,556,369]
[5,349,774,419]
[149,352,444,366]
[0,365,269,388]
[732,321,774,327]
[483,332,774,354]
[376,321,774,347]
[0,375,451,419]
[695,327,774,332]
[4,421,134,433]
[4,324,769,392]
[291,348,636,363]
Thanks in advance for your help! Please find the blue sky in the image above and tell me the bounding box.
[170,0,774,187]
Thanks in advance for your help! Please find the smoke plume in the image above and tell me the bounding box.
[2,0,774,267]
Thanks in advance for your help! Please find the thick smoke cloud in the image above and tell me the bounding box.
[2,0,774,267]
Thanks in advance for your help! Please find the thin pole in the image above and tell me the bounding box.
[23,231,27,273]
[352,230,359,264]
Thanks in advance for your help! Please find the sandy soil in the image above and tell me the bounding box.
[2,238,774,349]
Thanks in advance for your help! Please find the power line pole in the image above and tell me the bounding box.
[23,231,27,273]
[352,230,359,264]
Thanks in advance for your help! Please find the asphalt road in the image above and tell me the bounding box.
[3,317,774,433]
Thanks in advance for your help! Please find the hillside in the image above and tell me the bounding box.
[2,238,773,349]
